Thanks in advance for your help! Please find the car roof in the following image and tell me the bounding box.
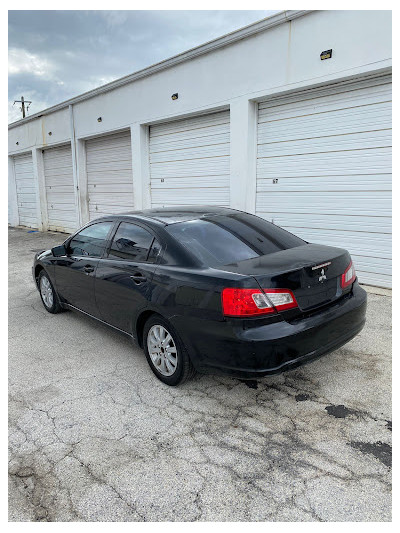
[103,205,242,225]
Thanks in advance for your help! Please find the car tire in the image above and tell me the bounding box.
[143,315,196,386]
[38,270,63,314]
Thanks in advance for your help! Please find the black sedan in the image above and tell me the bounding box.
[32,206,367,386]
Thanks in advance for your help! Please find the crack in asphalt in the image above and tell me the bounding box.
[9,365,392,521]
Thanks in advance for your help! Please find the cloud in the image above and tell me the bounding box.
[99,10,129,28]
[8,48,55,78]
[8,10,280,122]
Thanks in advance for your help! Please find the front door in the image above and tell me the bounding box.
[53,221,115,317]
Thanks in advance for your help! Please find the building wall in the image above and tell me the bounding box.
[8,10,392,155]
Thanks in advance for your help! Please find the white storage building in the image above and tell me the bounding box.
[8,10,392,287]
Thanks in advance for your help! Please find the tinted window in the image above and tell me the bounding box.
[69,222,114,257]
[108,222,154,261]
[166,213,305,266]
[147,238,162,263]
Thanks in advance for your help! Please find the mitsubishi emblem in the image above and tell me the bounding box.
[312,261,331,283]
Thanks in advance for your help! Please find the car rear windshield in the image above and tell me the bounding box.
[166,213,306,267]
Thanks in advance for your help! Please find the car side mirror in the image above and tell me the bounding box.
[52,244,67,257]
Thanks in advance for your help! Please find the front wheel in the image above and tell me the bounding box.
[143,315,196,386]
[38,271,63,314]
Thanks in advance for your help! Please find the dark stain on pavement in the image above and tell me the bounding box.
[350,441,392,468]
[325,404,360,419]
[295,393,310,402]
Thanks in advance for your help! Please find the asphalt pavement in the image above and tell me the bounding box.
[8,227,392,521]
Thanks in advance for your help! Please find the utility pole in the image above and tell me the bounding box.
[13,96,32,118]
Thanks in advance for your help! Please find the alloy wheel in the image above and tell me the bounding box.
[40,276,54,308]
[147,324,178,376]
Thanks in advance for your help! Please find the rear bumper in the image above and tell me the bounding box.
[171,283,367,379]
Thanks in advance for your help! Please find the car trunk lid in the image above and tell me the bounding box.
[221,244,351,314]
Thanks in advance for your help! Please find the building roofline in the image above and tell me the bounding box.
[8,10,311,129]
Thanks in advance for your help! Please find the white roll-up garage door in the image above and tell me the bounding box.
[13,153,38,228]
[256,75,392,288]
[43,144,77,233]
[86,130,134,220]
[149,110,230,207]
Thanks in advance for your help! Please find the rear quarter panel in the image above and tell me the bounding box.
[148,265,260,322]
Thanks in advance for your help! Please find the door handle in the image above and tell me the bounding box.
[130,273,147,284]
[84,265,95,274]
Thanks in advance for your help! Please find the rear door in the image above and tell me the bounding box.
[95,221,161,333]
[53,220,115,316]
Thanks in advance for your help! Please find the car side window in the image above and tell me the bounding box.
[108,222,156,262]
[68,222,114,258]
[147,238,162,263]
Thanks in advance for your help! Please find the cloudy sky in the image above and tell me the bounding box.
[8,10,279,123]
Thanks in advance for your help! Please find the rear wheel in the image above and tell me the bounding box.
[38,271,62,314]
[143,315,196,385]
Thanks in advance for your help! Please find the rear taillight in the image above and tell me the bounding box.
[341,260,356,289]
[222,288,298,317]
